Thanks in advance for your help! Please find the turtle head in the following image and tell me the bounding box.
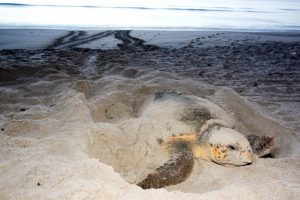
[207,126,253,166]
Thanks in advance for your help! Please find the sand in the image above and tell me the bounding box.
[0,29,300,200]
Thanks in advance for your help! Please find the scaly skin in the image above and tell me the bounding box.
[137,126,259,189]
[246,134,275,157]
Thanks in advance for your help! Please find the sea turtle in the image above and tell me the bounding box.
[137,92,275,189]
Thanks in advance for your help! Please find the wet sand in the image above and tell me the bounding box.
[0,29,300,199]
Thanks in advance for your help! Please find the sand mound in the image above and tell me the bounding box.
[1,68,299,199]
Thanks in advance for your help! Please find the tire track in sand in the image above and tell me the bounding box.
[46,31,77,49]
[47,30,158,51]
[46,31,116,49]
[115,30,158,51]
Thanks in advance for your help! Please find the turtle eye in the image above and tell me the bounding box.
[228,145,236,151]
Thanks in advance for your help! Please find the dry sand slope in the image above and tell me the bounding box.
[0,30,300,199]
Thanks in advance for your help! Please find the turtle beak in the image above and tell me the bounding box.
[240,150,253,165]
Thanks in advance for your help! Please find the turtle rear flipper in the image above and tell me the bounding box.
[247,135,275,157]
[137,142,194,189]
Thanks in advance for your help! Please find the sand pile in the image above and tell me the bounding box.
[1,68,299,199]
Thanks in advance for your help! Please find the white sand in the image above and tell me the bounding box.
[1,73,299,199]
[0,30,300,200]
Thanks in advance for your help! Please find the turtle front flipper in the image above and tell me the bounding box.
[137,141,194,189]
[246,135,275,157]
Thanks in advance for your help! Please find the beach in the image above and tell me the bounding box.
[0,29,300,199]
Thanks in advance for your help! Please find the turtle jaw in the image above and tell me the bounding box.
[220,150,253,167]
[225,149,253,166]
[240,150,253,165]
